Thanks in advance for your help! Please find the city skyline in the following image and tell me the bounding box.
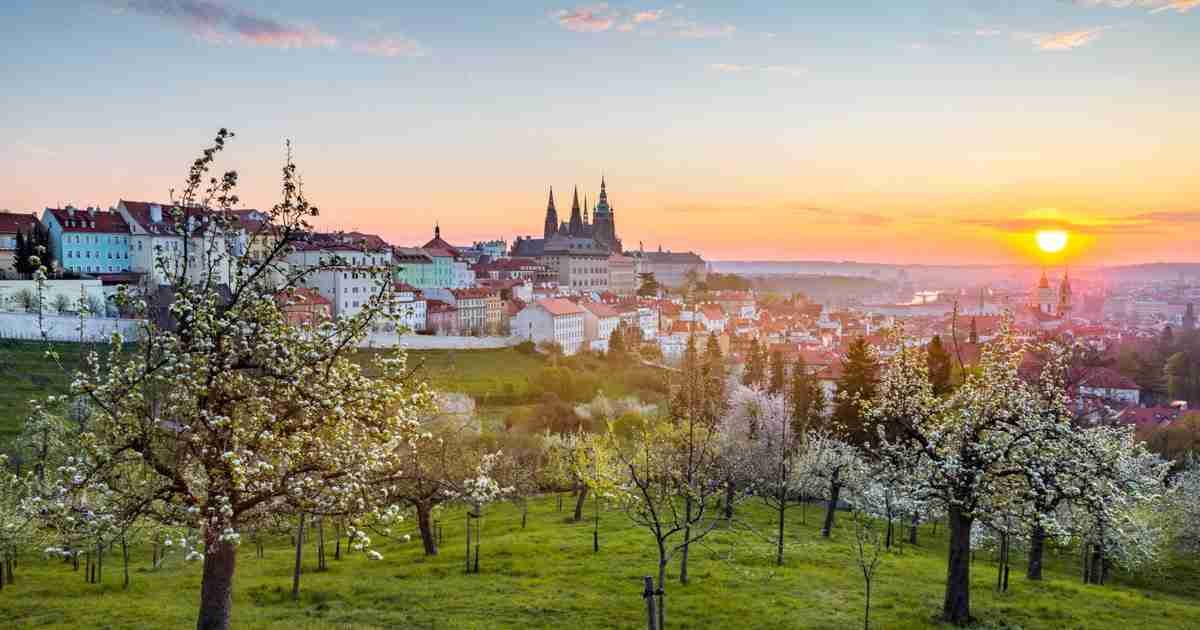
[2,1,1199,265]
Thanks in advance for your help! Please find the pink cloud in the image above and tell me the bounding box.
[632,9,665,23]
[1076,1,1199,14]
[117,0,337,49]
[555,5,615,32]
[1034,27,1107,50]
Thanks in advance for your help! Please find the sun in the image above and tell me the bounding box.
[1035,229,1068,254]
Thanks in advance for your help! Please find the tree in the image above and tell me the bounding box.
[45,130,430,630]
[724,387,802,565]
[742,338,765,387]
[868,320,1082,625]
[768,350,786,394]
[611,335,727,627]
[833,337,877,445]
[608,326,627,362]
[637,272,660,298]
[798,430,864,538]
[927,335,953,396]
[1165,352,1195,403]
[851,509,883,630]
[790,355,825,437]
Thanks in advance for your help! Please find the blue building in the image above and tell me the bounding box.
[41,206,132,275]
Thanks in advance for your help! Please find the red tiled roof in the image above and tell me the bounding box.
[277,287,332,307]
[119,200,210,235]
[44,207,129,234]
[537,298,585,317]
[451,288,495,300]
[582,301,620,319]
[1117,406,1182,427]
[0,211,38,235]
[701,305,726,321]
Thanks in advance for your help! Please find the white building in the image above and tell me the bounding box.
[118,200,232,287]
[581,301,621,352]
[511,298,586,355]
[390,283,427,333]
[1078,367,1141,406]
[286,238,392,319]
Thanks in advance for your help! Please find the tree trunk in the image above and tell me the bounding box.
[291,513,305,601]
[642,575,658,630]
[680,496,693,585]
[776,486,787,566]
[573,485,589,522]
[1026,524,1046,581]
[941,507,973,625]
[821,481,841,537]
[724,479,735,520]
[656,549,667,630]
[195,541,237,630]
[317,517,326,571]
[417,502,438,556]
[908,513,919,546]
[334,521,341,560]
[122,535,130,590]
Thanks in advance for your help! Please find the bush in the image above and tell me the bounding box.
[515,340,537,355]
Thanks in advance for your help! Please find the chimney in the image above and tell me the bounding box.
[67,205,75,218]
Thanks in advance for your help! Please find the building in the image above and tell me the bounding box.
[542,235,609,292]
[607,253,636,295]
[41,206,132,275]
[390,283,427,333]
[286,233,392,319]
[117,200,231,286]
[512,179,623,261]
[470,239,508,260]
[1078,367,1141,406]
[511,297,586,354]
[425,299,459,335]
[276,287,332,325]
[581,301,621,352]
[450,288,489,335]
[0,211,40,276]
[634,247,707,288]
[393,247,437,288]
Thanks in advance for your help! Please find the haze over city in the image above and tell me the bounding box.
[3,1,1198,265]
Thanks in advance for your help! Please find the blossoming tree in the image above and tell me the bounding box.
[48,130,429,630]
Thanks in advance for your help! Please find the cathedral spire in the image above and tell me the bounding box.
[543,186,558,239]
[568,186,584,236]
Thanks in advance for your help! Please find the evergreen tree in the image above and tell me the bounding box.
[636,272,660,297]
[968,317,979,345]
[768,349,787,394]
[704,334,725,405]
[608,326,626,362]
[13,230,29,276]
[789,355,825,437]
[742,338,766,387]
[927,334,953,396]
[833,337,878,445]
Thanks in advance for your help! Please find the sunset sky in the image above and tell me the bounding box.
[2,1,1198,265]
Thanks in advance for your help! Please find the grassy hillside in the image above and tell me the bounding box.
[2,496,1196,629]
[0,340,92,443]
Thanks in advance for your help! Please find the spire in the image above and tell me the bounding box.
[583,194,589,226]
[435,222,440,239]
[568,186,584,236]
[543,186,559,239]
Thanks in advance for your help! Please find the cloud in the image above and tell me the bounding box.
[352,36,427,58]
[115,0,337,48]
[1033,27,1108,50]
[707,63,804,78]
[1075,0,1200,14]
[632,9,664,23]
[963,210,1200,235]
[554,5,616,32]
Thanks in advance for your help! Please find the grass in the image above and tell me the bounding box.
[2,497,1197,629]
[0,340,92,443]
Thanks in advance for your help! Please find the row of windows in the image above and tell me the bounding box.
[67,250,129,260]
[66,263,127,273]
[64,234,127,245]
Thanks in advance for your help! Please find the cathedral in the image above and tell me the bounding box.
[539,178,622,253]
[1032,269,1072,317]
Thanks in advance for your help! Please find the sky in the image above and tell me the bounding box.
[2,1,1198,265]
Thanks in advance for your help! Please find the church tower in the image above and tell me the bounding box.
[1058,269,1073,317]
[568,186,584,236]
[543,187,558,239]
[592,175,621,253]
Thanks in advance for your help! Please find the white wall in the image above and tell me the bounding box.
[0,312,144,342]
